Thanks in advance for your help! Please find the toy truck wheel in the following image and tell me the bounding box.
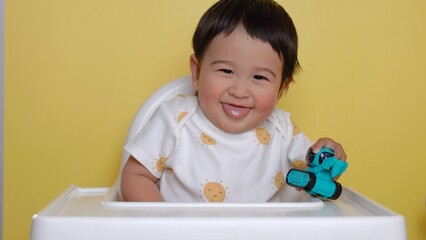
[286,169,316,191]
[330,181,342,200]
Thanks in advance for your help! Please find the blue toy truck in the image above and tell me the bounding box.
[286,147,348,200]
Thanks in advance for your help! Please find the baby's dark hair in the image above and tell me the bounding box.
[192,0,300,87]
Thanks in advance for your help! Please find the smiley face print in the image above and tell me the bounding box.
[155,156,168,172]
[255,127,271,145]
[175,110,189,124]
[274,171,285,190]
[292,159,307,170]
[202,181,227,202]
[200,132,216,146]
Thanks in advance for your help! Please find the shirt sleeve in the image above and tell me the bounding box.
[268,108,313,163]
[287,131,313,163]
[124,102,180,178]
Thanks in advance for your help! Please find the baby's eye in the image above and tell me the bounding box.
[219,69,233,74]
[253,75,268,81]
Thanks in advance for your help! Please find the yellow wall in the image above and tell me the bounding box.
[4,0,426,239]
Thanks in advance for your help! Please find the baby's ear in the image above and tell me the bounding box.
[282,78,292,91]
[189,54,200,90]
[277,78,291,100]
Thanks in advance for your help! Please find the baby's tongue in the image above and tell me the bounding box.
[222,103,250,119]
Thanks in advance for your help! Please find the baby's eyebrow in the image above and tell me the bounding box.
[255,67,277,78]
[210,60,234,66]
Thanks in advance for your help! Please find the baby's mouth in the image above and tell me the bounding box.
[222,103,251,119]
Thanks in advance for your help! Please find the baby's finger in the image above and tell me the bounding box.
[332,144,347,162]
[312,138,347,161]
[311,137,336,152]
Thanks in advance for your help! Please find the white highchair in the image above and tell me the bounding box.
[114,75,195,201]
[30,76,407,240]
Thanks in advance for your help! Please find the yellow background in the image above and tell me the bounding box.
[4,0,426,239]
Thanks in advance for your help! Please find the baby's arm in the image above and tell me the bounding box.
[121,155,164,202]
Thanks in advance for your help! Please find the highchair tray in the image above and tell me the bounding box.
[30,186,406,240]
[101,182,325,211]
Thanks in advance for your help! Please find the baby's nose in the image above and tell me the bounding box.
[228,78,250,98]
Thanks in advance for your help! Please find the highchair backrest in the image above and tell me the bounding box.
[119,75,194,172]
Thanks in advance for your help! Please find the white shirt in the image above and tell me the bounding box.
[125,95,312,202]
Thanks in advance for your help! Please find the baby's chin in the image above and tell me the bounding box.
[213,118,261,134]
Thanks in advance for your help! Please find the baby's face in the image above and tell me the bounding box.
[190,25,284,133]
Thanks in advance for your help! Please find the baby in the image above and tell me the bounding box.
[121,0,346,202]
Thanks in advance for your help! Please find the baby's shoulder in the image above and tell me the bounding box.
[269,108,292,126]
[267,108,293,140]
[162,95,198,110]
[161,95,198,125]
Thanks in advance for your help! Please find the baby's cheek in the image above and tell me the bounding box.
[255,96,277,117]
